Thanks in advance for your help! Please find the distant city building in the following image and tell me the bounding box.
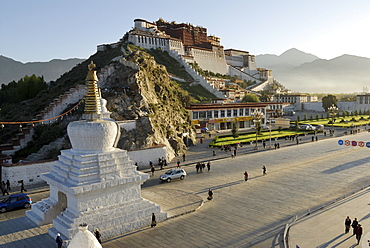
[186,102,286,131]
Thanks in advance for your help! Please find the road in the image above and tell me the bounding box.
[104,131,370,247]
[2,131,370,247]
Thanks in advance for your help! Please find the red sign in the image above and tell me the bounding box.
[345,140,351,146]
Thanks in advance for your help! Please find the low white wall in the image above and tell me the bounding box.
[2,146,168,188]
[128,146,167,169]
[2,161,54,189]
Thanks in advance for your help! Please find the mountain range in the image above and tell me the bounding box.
[0,56,84,85]
[256,48,370,93]
[2,48,370,94]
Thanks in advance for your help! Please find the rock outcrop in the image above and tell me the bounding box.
[99,47,196,160]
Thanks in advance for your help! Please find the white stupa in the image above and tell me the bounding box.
[27,62,167,241]
[68,224,102,248]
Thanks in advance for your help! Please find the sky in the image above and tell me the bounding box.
[1,0,370,63]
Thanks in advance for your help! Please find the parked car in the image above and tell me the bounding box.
[0,193,32,213]
[159,169,187,183]
[299,124,316,130]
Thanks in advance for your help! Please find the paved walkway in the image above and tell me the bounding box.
[1,128,370,247]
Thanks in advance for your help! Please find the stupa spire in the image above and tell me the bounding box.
[84,61,101,119]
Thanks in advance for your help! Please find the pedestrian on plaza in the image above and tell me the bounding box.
[151,213,157,227]
[231,152,234,159]
[94,229,102,244]
[274,143,277,150]
[6,180,11,191]
[182,153,186,162]
[263,140,266,149]
[160,160,163,170]
[345,216,351,233]
[207,189,213,200]
[277,143,280,149]
[315,136,318,142]
[312,136,314,142]
[201,162,205,172]
[207,161,211,172]
[213,150,216,156]
[196,162,200,173]
[20,180,27,193]
[177,159,181,167]
[234,149,237,157]
[149,160,153,167]
[1,183,9,196]
[262,165,267,175]
[355,224,363,244]
[163,158,167,166]
[352,218,358,235]
[200,138,203,144]
[244,171,248,181]
[56,233,63,248]
[151,165,155,176]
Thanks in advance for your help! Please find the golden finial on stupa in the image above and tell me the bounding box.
[84,61,101,117]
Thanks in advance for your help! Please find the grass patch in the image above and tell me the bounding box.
[298,115,370,127]
[210,130,314,147]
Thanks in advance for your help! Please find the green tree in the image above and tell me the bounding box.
[316,114,319,121]
[309,114,313,120]
[232,122,239,139]
[303,114,307,121]
[322,95,338,111]
[297,115,301,122]
[241,94,260,103]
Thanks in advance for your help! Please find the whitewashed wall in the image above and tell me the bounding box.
[2,146,167,188]
[2,161,54,189]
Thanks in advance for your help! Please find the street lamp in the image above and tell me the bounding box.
[252,109,264,149]
[328,104,338,136]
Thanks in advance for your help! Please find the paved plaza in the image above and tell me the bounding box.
[1,130,370,247]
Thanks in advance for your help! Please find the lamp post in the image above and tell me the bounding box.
[252,109,264,150]
[328,104,338,136]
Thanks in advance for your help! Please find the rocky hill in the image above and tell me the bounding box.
[1,43,200,161]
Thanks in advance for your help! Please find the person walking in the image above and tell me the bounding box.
[6,180,11,191]
[20,181,27,193]
[94,229,102,244]
[262,165,267,175]
[213,150,216,156]
[345,216,351,233]
[244,171,248,181]
[56,233,63,248]
[182,153,186,162]
[207,161,211,172]
[207,189,213,200]
[151,165,155,176]
[352,218,358,235]
[355,224,363,245]
[151,213,157,227]
[196,162,200,173]
[177,159,181,167]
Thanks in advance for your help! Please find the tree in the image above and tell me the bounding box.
[322,95,338,111]
[241,94,260,103]
[316,114,319,121]
[232,121,239,139]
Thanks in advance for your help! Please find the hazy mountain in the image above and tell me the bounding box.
[0,56,85,85]
[256,49,370,93]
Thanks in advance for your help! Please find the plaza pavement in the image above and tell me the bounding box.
[1,128,370,247]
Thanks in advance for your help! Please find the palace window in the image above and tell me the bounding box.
[233,109,238,116]
[227,110,232,117]
[214,110,219,118]
[192,112,199,120]
[239,108,244,116]
[207,111,212,118]
[220,110,225,117]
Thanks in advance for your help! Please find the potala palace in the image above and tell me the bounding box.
[98,18,290,100]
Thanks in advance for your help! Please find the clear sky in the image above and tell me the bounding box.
[1,0,370,63]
